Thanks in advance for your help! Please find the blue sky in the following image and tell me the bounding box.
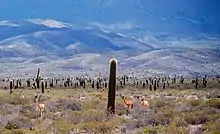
[0,0,219,35]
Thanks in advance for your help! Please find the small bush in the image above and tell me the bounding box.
[4,94,31,106]
[81,121,117,134]
[55,98,82,111]
[183,112,213,125]
[5,121,19,130]
[19,105,36,119]
[151,99,167,108]
[143,127,157,134]
[205,99,220,109]
[202,121,220,134]
[187,99,203,107]
[2,129,26,134]
[173,117,188,127]
[49,119,72,134]
[5,116,34,130]
[95,121,116,134]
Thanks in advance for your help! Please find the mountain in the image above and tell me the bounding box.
[0,19,220,77]
[120,48,220,77]
[0,0,220,35]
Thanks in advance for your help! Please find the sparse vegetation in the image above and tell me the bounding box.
[0,74,220,134]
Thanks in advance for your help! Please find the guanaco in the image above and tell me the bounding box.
[34,95,45,118]
[139,97,150,109]
[122,96,134,115]
[122,96,134,108]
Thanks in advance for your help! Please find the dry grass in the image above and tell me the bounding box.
[0,80,219,134]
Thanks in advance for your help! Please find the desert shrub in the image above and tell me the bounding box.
[204,99,220,109]
[174,103,195,113]
[5,116,34,130]
[158,125,188,134]
[151,99,167,108]
[55,98,82,111]
[128,108,172,129]
[2,129,26,134]
[0,105,21,116]
[82,109,107,122]
[5,121,19,130]
[173,117,188,127]
[143,127,157,134]
[81,120,117,134]
[19,105,36,119]
[187,99,203,107]
[49,119,73,134]
[116,102,127,116]
[183,112,213,125]
[202,121,220,134]
[94,121,116,134]
[4,94,31,106]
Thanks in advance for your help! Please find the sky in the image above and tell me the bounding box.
[0,0,219,35]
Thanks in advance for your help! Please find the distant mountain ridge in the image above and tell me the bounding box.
[0,19,219,77]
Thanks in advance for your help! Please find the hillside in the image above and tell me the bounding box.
[0,19,220,77]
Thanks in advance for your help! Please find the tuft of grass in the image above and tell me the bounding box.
[204,99,220,109]
[202,121,220,134]
[187,99,203,107]
[2,129,26,134]
[183,112,214,125]
[80,120,118,134]
[143,127,157,134]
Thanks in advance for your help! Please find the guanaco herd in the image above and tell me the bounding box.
[122,95,150,115]
[7,57,151,118]
[32,94,149,118]
[28,93,148,118]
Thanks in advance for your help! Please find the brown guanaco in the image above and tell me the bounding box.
[34,95,45,118]
[122,96,134,115]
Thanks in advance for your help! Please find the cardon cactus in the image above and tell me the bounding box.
[41,81,45,94]
[107,58,117,114]
[195,77,198,89]
[36,68,40,89]
[154,79,157,91]
[9,80,13,94]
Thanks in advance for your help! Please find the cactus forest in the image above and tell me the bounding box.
[0,58,219,134]
[1,0,220,134]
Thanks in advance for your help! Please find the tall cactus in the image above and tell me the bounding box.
[143,82,145,88]
[36,68,40,89]
[27,79,30,87]
[154,79,157,91]
[12,79,15,88]
[123,75,126,85]
[41,81,45,94]
[149,83,152,91]
[203,75,207,88]
[91,81,95,88]
[9,80,13,94]
[180,76,184,84]
[45,81,47,89]
[107,58,117,114]
[96,81,100,90]
[195,77,198,89]
[163,82,166,89]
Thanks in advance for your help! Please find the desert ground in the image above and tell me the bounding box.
[0,76,220,134]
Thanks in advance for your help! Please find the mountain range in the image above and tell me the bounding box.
[0,19,219,78]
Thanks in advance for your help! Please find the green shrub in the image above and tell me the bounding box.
[187,99,203,107]
[205,99,220,109]
[202,121,220,134]
[183,112,213,125]
[2,129,26,134]
[143,127,157,134]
